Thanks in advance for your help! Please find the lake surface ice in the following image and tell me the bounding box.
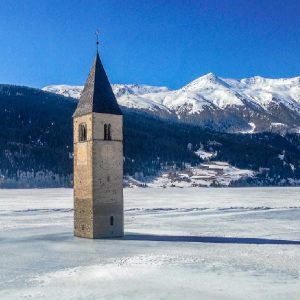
[0,187,299,299]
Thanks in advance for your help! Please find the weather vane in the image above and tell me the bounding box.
[95,29,100,53]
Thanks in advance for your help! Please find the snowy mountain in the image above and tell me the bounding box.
[43,73,300,133]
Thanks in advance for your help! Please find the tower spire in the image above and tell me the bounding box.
[95,29,100,53]
[73,32,122,118]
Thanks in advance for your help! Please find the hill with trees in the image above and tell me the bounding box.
[0,84,299,187]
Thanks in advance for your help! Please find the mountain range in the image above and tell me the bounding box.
[43,73,300,134]
[0,75,300,187]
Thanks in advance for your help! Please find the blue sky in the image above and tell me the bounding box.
[0,0,300,89]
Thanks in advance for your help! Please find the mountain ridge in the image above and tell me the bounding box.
[43,73,300,134]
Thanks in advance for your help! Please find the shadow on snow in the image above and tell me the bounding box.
[122,234,300,245]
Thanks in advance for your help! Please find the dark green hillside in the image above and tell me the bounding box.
[124,110,300,184]
[0,85,75,187]
[0,84,299,187]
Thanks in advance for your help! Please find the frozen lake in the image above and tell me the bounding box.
[0,187,299,299]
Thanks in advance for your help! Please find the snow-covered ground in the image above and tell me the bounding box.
[0,188,300,299]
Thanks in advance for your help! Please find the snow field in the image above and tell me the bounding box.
[0,187,299,299]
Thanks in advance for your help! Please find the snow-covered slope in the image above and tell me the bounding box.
[43,85,83,99]
[146,161,254,188]
[43,74,300,133]
[43,84,172,114]
[223,76,300,113]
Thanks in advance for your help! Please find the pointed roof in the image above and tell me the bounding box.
[73,53,122,117]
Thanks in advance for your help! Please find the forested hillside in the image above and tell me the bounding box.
[0,84,299,187]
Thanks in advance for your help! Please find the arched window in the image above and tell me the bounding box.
[110,216,114,226]
[104,123,112,140]
[108,124,112,140]
[104,124,108,140]
[78,123,87,142]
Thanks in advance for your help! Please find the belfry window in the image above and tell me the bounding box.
[108,124,112,140]
[104,123,112,140]
[78,123,87,142]
[104,124,108,140]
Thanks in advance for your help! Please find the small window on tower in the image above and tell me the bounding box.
[78,123,87,142]
[108,124,112,140]
[104,124,112,140]
[104,124,108,140]
[110,216,114,226]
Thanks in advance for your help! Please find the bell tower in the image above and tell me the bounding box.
[73,38,123,239]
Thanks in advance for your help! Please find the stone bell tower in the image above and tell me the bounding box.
[73,42,123,239]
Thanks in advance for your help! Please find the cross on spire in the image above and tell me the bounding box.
[95,29,100,53]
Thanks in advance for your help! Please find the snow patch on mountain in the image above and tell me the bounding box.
[43,85,83,99]
[112,84,170,97]
[194,149,216,160]
[240,122,256,134]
